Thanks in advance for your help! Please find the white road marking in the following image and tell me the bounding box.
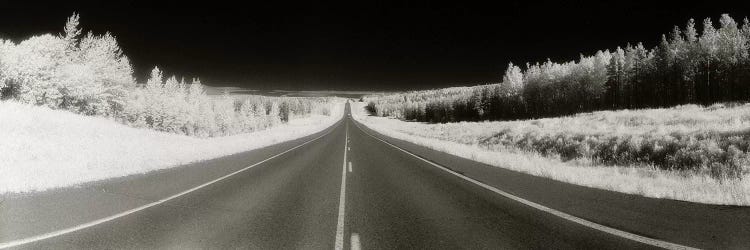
[0,121,344,250]
[348,162,353,172]
[351,121,696,250]
[350,233,362,250]
[334,122,349,250]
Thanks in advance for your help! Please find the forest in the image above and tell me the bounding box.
[0,14,334,137]
[366,14,750,123]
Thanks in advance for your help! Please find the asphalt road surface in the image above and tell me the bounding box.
[1,103,749,249]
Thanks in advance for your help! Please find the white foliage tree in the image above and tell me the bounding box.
[75,32,134,113]
[1,34,68,106]
[0,13,336,137]
[213,94,236,136]
[0,13,134,115]
[62,13,81,47]
[501,62,524,97]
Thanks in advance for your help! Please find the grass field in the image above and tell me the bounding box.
[352,102,750,205]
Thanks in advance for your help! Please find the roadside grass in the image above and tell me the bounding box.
[0,100,344,194]
[351,102,750,205]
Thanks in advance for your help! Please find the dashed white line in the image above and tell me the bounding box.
[348,162,353,173]
[351,121,696,250]
[350,233,362,250]
[0,122,343,250]
[334,122,349,250]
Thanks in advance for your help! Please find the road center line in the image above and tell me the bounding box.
[0,120,344,250]
[350,233,362,250]
[348,162,352,173]
[334,122,349,250]
[351,120,696,250]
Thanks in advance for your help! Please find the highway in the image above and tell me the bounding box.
[1,103,749,249]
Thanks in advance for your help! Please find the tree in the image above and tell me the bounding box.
[279,101,291,122]
[213,94,236,136]
[577,51,610,110]
[607,47,626,108]
[623,43,650,108]
[679,18,701,103]
[654,34,674,106]
[0,13,135,115]
[187,78,205,103]
[147,66,163,87]
[667,26,686,105]
[366,14,750,123]
[66,31,134,115]
[501,62,524,97]
[698,17,719,103]
[498,63,524,118]
[522,63,543,117]
[239,99,259,132]
[716,14,748,101]
[143,66,164,127]
[2,34,68,106]
[685,18,698,43]
[0,13,334,137]
[62,13,81,49]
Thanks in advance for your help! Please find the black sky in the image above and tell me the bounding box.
[1,1,749,90]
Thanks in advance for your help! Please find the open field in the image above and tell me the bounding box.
[351,102,750,205]
[0,100,344,194]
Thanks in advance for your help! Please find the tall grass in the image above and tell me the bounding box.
[363,103,750,180]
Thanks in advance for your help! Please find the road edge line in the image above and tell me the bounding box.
[351,120,696,250]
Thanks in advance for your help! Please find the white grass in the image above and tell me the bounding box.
[366,103,750,146]
[351,102,750,205]
[0,100,344,194]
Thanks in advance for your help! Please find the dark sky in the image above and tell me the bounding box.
[1,1,749,90]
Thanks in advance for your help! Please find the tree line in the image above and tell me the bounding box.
[366,14,750,123]
[0,14,334,137]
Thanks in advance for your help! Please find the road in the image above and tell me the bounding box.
[1,103,749,249]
